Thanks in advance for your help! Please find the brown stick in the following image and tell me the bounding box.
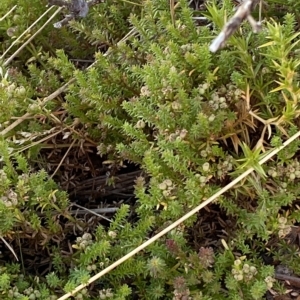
[209,0,261,53]
[275,273,300,288]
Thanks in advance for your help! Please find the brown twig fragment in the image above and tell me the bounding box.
[209,0,261,53]
[48,0,105,28]
[275,273,300,288]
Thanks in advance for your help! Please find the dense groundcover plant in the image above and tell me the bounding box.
[1,0,300,299]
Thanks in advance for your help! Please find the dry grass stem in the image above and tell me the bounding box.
[15,128,65,154]
[0,5,17,22]
[0,5,57,60]
[57,129,300,300]
[4,6,63,66]
[71,203,117,224]
[32,142,96,149]
[209,0,261,52]
[50,139,77,178]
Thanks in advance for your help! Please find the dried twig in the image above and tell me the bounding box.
[48,0,105,28]
[209,0,261,53]
[275,273,300,288]
[69,207,118,214]
[71,203,122,225]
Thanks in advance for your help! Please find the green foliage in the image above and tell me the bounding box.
[0,0,300,299]
[235,143,269,177]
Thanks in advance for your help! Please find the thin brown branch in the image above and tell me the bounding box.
[275,273,300,288]
[209,0,261,53]
[58,130,300,300]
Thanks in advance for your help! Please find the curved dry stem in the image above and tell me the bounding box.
[15,128,64,153]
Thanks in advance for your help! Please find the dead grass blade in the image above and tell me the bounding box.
[0,236,18,261]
